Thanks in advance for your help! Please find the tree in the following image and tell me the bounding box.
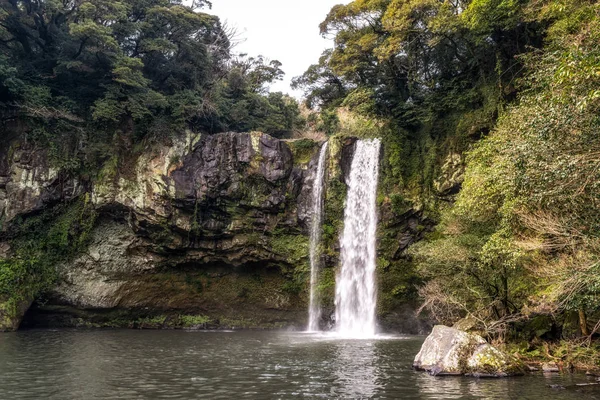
[295,0,539,119]
[291,50,347,109]
[0,0,301,142]
[214,54,301,136]
[412,0,600,338]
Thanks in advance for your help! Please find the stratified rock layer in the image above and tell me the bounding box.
[1,132,318,330]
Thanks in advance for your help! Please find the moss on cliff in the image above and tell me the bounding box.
[320,135,348,256]
[270,234,309,267]
[287,139,320,166]
[0,197,97,330]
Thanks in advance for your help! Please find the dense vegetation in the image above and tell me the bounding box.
[411,0,600,341]
[0,198,96,321]
[0,0,302,162]
[294,0,600,361]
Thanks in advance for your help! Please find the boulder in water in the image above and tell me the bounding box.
[413,325,525,377]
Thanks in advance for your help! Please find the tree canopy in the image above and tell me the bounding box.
[0,0,301,142]
[294,0,540,122]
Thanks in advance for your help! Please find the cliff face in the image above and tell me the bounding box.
[1,131,323,330]
[0,130,433,333]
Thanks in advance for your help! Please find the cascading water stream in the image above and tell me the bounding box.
[335,138,381,338]
[307,141,329,332]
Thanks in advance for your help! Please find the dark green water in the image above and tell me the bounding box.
[0,330,598,399]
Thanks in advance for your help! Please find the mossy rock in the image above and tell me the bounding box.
[0,297,32,332]
[414,325,525,377]
[467,344,525,377]
[286,139,320,166]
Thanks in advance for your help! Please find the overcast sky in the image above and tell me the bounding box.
[210,0,346,98]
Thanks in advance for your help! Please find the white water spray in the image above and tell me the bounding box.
[307,142,329,331]
[335,139,381,338]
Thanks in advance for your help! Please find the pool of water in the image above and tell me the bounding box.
[0,329,598,399]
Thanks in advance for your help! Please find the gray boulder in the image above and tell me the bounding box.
[414,325,525,377]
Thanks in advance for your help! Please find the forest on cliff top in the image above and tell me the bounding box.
[2,0,600,364]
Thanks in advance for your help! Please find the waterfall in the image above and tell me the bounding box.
[335,138,381,338]
[307,141,329,332]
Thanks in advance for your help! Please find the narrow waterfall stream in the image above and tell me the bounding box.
[335,139,381,338]
[307,141,329,331]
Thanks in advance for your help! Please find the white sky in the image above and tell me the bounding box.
[210,0,347,98]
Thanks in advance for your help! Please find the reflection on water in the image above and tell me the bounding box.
[0,330,598,399]
[333,340,380,398]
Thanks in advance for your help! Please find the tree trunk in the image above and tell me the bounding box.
[579,308,590,336]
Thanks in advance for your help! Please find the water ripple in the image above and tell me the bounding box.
[0,330,597,399]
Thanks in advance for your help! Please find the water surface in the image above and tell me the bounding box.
[0,330,597,399]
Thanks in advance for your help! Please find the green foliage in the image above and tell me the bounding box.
[295,0,530,122]
[133,314,209,328]
[0,55,25,100]
[270,235,309,266]
[390,194,413,216]
[317,109,340,136]
[281,280,303,295]
[291,49,347,110]
[462,0,524,34]
[509,339,600,370]
[411,1,600,338]
[0,0,302,162]
[315,266,336,310]
[136,315,168,328]
[322,178,346,254]
[341,88,378,116]
[377,257,422,315]
[0,198,97,316]
[287,139,319,165]
[178,314,209,327]
[337,109,388,139]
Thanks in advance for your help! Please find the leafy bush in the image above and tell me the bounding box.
[412,1,600,339]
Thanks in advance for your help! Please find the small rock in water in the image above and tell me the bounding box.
[428,365,443,376]
[549,384,566,390]
[542,362,560,373]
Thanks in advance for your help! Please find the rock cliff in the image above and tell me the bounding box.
[0,129,434,333]
[1,131,321,330]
